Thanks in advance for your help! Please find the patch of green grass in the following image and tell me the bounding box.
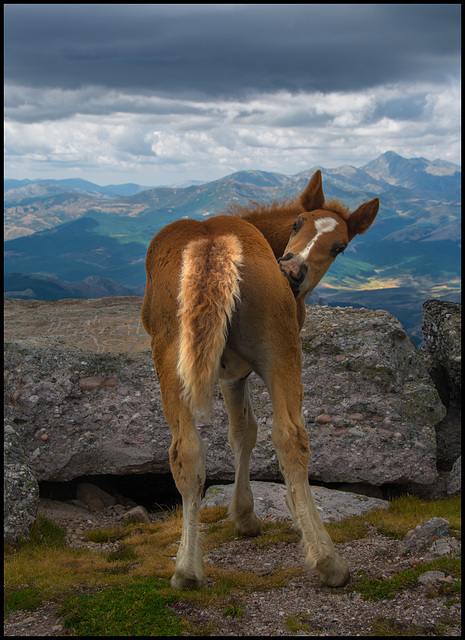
[324,514,369,543]
[286,613,321,634]
[439,578,461,598]
[29,515,67,548]
[203,518,238,549]
[370,616,433,636]
[374,495,461,539]
[86,527,130,544]
[251,520,299,549]
[4,517,69,614]
[59,577,185,636]
[351,556,461,601]
[4,586,43,616]
[223,604,243,618]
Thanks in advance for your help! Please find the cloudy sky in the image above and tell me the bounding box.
[4,4,461,186]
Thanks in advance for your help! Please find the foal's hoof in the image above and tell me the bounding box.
[316,554,350,588]
[170,570,205,590]
[232,513,261,537]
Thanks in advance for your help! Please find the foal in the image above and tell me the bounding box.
[142,170,379,589]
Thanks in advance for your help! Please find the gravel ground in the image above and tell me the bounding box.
[4,500,461,637]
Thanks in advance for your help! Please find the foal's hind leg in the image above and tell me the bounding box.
[267,365,350,587]
[156,350,206,589]
[220,375,261,536]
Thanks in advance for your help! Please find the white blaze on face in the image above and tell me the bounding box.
[298,217,338,261]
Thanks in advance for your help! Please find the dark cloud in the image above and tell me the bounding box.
[4,5,461,183]
[4,4,461,99]
[369,95,429,123]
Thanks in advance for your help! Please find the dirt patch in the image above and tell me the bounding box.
[4,604,65,637]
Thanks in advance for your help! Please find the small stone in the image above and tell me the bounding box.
[399,517,450,555]
[418,570,446,584]
[315,414,332,424]
[79,376,118,390]
[11,389,22,402]
[87,497,104,511]
[76,483,116,508]
[124,505,152,524]
[348,427,364,437]
[40,433,49,441]
[378,428,394,438]
[430,537,461,556]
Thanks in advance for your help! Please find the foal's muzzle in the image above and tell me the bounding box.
[278,254,308,296]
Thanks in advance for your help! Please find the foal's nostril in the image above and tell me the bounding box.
[278,255,308,291]
[290,263,308,283]
[290,268,305,284]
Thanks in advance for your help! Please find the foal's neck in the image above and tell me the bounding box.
[242,207,298,259]
[241,205,307,331]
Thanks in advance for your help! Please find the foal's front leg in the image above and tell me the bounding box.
[220,375,261,536]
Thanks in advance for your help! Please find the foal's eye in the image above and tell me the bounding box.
[330,244,346,258]
[292,217,305,234]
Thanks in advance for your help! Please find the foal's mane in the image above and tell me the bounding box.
[226,196,351,222]
[226,197,302,222]
[321,198,351,221]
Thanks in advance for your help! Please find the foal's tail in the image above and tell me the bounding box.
[177,234,243,418]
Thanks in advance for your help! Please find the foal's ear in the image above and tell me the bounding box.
[347,198,379,241]
[299,170,325,212]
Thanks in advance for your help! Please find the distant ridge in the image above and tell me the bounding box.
[4,178,152,202]
[5,151,460,208]
[362,151,460,191]
[4,273,143,301]
[4,152,461,345]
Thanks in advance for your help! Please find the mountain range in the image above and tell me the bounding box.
[4,151,461,344]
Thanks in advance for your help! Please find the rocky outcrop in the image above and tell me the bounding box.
[420,300,461,482]
[399,517,461,557]
[447,456,461,496]
[299,307,444,487]
[4,346,171,481]
[4,305,445,488]
[4,424,39,544]
[3,298,459,543]
[421,300,461,408]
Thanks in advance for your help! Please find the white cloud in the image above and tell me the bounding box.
[4,79,461,184]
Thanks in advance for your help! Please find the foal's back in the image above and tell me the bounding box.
[142,213,301,395]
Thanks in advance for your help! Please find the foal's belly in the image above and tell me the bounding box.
[219,345,252,381]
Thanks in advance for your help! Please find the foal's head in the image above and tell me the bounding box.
[278,171,379,298]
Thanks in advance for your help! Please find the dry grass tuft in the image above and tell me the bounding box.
[327,494,461,543]
[199,506,228,524]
